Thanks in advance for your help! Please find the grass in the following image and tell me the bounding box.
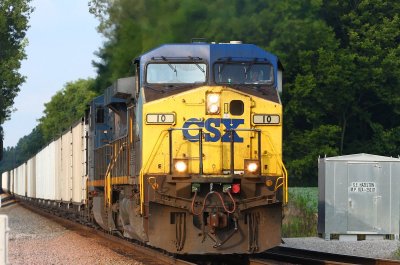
[282,187,318,238]
[393,248,400,259]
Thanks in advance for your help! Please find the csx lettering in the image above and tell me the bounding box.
[182,118,244,142]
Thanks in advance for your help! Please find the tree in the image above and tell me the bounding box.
[0,126,3,160]
[39,79,98,142]
[282,0,400,185]
[89,0,400,185]
[1,78,97,172]
[0,0,32,142]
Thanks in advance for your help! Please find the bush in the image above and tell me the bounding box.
[282,187,318,237]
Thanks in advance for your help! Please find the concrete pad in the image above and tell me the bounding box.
[339,234,357,241]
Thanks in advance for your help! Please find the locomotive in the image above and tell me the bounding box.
[2,41,287,255]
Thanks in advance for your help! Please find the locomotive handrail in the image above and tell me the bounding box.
[168,127,261,176]
[225,128,261,176]
[262,131,288,205]
[104,141,126,208]
[139,130,169,215]
[168,127,204,174]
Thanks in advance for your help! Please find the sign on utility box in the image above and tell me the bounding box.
[0,215,9,265]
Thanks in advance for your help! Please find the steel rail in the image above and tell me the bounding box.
[252,246,400,265]
[18,201,195,265]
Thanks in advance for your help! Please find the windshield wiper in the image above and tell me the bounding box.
[161,56,177,76]
[245,58,258,78]
[195,63,205,74]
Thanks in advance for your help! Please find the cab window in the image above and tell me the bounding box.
[146,63,206,84]
[214,62,273,85]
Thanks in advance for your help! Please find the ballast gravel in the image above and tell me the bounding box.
[1,202,400,263]
[282,237,400,260]
[0,204,143,265]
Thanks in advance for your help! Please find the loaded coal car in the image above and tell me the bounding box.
[88,41,288,254]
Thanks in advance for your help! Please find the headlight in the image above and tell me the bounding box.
[172,159,189,176]
[175,161,187,173]
[208,94,220,103]
[247,162,258,173]
[206,93,220,114]
[208,104,219,114]
[244,159,260,176]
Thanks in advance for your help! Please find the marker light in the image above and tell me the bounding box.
[223,183,241,194]
[175,161,187,173]
[206,93,220,114]
[232,183,241,194]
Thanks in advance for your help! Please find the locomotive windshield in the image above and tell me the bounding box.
[214,62,273,85]
[147,63,206,84]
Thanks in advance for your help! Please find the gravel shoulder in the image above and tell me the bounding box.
[2,200,398,263]
[282,237,400,260]
[0,203,143,265]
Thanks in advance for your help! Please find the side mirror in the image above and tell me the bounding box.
[277,69,283,94]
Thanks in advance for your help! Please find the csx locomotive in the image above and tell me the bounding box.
[2,41,287,254]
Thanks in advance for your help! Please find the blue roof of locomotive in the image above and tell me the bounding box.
[136,43,280,88]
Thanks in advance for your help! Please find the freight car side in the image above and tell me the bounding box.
[8,119,88,214]
[35,120,88,205]
[15,163,26,196]
[1,171,9,193]
[27,157,36,198]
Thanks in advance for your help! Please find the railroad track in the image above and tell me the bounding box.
[15,200,400,265]
[0,194,16,207]
[19,201,195,265]
[250,246,400,265]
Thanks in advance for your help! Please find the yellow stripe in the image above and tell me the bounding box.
[88,180,104,187]
[111,176,129,184]
[88,176,130,187]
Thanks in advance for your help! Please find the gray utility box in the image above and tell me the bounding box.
[318,153,400,240]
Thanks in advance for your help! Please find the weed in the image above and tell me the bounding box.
[393,247,400,259]
[282,187,318,237]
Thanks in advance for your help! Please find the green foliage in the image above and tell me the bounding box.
[0,0,32,162]
[0,0,32,139]
[1,79,97,173]
[394,247,400,259]
[0,126,44,173]
[285,125,340,186]
[39,79,98,142]
[282,187,318,237]
[87,0,400,186]
[0,126,3,161]
[280,0,400,184]
[3,0,400,188]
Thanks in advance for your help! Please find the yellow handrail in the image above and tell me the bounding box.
[104,142,126,208]
[139,130,169,215]
[263,132,288,205]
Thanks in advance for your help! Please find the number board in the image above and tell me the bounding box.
[253,114,280,125]
[146,113,175,124]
